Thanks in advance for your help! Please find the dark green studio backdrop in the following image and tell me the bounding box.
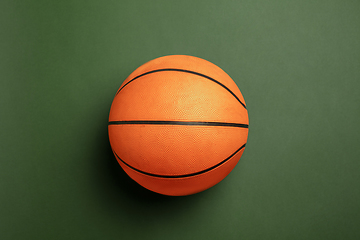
[1,1,360,239]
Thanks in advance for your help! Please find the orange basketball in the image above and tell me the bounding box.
[108,55,249,196]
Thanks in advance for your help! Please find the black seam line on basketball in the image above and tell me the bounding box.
[115,68,247,110]
[113,143,246,178]
[108,120,248,128]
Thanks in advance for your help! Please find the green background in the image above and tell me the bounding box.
[1,0,360,239]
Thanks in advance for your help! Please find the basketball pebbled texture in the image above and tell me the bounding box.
[108,55,249,196]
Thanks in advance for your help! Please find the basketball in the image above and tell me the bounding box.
[108,55,249,196]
